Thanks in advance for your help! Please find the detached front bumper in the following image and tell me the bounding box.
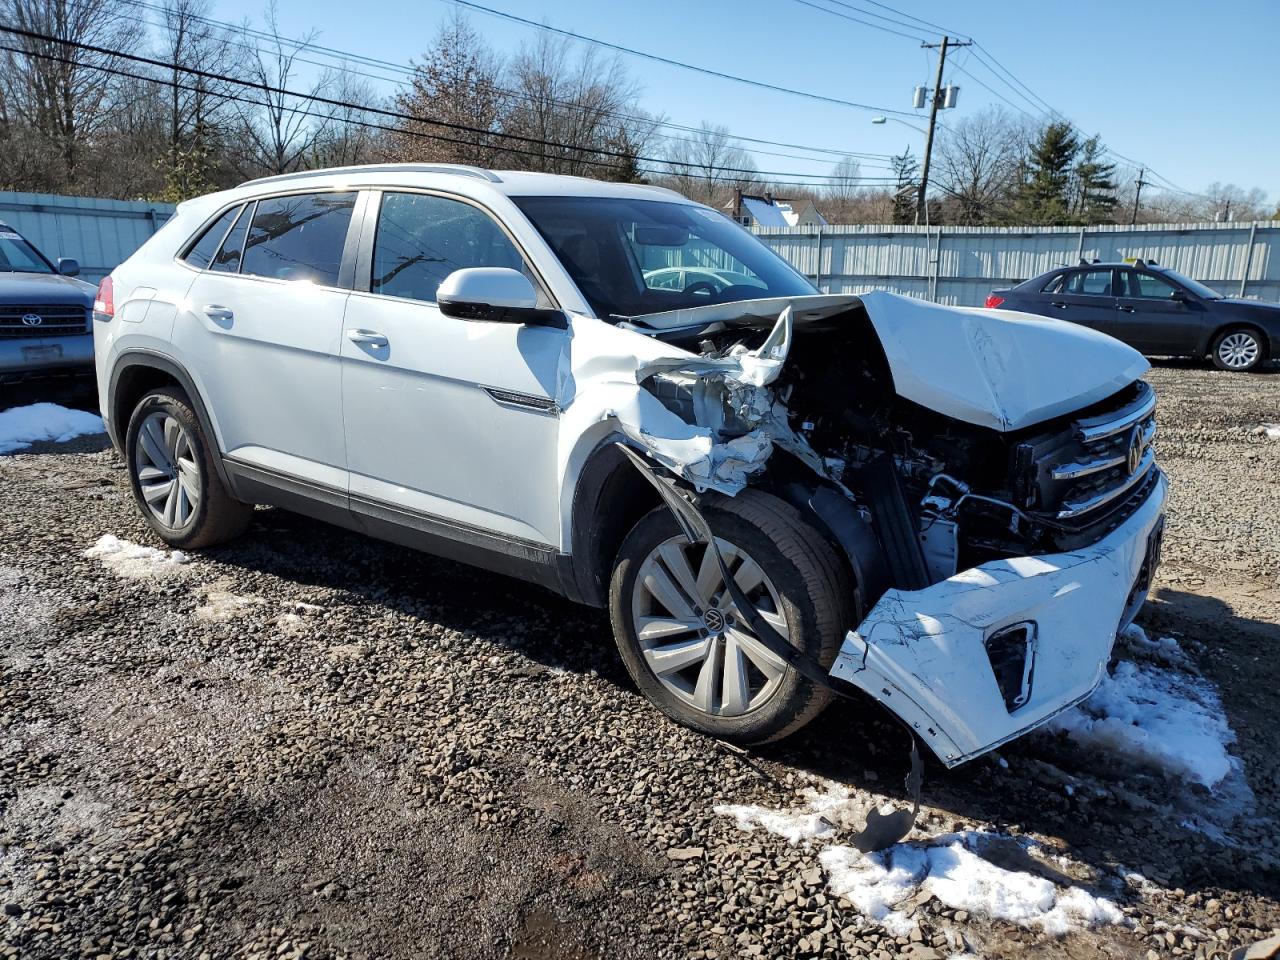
[831,469,1169,767]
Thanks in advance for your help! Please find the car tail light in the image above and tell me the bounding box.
[94,275,114,318]
[985,294,1005,309]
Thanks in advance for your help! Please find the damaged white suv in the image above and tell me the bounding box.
[93,164,1166,767]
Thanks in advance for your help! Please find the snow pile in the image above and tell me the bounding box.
[0,403,104,453]
[84,534,187,578]
[714,782,861,844]
[1045,641,1236,788]
[1257,423,1280,440]
[820,834,1123,937]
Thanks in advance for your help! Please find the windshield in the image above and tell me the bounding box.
[512,196,816,318]
[1157,268,1222,300]
[0,228,54,274]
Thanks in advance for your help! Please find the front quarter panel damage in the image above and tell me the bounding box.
[830,471,1168,766]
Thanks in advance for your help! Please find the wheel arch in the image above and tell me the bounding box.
[1204,320,1271,361]
[108,351,238,494]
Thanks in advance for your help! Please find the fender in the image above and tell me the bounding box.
[107,349,240,496]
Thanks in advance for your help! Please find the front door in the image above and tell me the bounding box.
[1113,270,1203,355]
[174,191,359,490]
[340,190,566,547]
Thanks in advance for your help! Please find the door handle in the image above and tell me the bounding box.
[1049,301,1068,309]
[1116,305,1136,313]
[346,328,389,348]
[203,304,234,321]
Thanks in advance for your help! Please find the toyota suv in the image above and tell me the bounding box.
[0,221,93,384]
[93,164,1167,767]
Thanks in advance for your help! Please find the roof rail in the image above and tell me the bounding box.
[238,163,503,188]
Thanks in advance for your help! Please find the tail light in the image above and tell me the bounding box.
[985,294,1005,309]
[93,275,114,318]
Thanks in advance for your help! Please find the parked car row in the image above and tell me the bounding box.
[986,259,1280,372]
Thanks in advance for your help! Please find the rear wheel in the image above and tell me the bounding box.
[1211,327,1267,371]
[124,387,252,549]
[608,489,851,745]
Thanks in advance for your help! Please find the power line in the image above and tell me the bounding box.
[844,0,973,41]
[115,0,899,167]
[790,0,933,42]
[0,28,905,191]
[450,0,921,118]
[0,24,906,185]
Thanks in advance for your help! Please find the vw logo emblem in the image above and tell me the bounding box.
[703,609,726,634]
[21,313,42,326]
[1126,425,1144,475]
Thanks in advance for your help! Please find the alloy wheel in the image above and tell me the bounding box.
[630,535,791,717]
[1218,331,1260,370]
[134,411,201,529]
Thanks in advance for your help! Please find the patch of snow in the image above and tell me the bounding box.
[84,534,187,578]
[821,833,1123,937]
[1117,623,1193,670]
[1258,423,1280,440]
[1045,652,1236,789]
[0,402,104,453]
[715,782,864,844]
[195,589,261,621]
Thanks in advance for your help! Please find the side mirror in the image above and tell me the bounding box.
[437,267,565,328]
[57,257,80,277]
[1170,289,1188,302]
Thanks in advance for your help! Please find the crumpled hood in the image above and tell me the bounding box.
[627,291,1150,433]
[0,271,95,305]
[857,291,1149,431]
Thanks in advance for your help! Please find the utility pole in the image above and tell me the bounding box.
[918,37,971,225]
[1130,167,1147,225]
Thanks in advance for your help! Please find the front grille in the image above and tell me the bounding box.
[1014,381,1158,528]
[0,304,90,338]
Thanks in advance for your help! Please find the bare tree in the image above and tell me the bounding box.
[504,31,653,177]
[662,123,758,208]
[308,68,382,168]
[232,3,330,178]
[934,107,1028,225]
[389,10,507,166]
[152,0,237,200]
[0,0,139,191]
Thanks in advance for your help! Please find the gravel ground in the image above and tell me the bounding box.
[2,361,1279,960]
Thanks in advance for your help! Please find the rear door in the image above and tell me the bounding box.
[1044,268,1118,333]
[1112,269,1203,355]
[174,190,360,490]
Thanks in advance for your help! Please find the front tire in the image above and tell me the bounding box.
[124,386,252,549]
[608,489,852,745]
[1211,327,1267,371]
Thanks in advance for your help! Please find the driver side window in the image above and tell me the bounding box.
[371,192,534,306]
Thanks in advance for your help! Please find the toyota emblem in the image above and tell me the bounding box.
[21,313,42,326]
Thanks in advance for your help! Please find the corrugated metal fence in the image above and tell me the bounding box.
[0,191,175,283]
[753,221,1280,306]
[0,190,1275,307]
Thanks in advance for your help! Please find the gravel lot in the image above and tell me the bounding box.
[2,361,1279,960]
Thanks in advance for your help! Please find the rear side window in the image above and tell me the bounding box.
[211,205,252,274]
[371,192,527,304]
[184,206,242,269]
[1040,273,1065,293]
[241,192,357,286]
[1064,269,1114,296]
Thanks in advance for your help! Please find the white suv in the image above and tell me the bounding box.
[94,163,1167,765]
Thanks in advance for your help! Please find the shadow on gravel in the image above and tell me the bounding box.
[205,508,1280,906]
[1148,356,1280,375]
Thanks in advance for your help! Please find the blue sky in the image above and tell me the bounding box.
[210,0,1279,203]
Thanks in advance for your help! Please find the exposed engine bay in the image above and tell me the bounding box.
[621,294,1160,609]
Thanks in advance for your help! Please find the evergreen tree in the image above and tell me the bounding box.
[1015,121,1080,224]
[1074,134,1118,224]
[891,148,919,225]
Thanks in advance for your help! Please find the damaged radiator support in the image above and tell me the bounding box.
[616,443,922,852]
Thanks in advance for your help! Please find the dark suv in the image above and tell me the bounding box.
[986,260,1280,372]
[0,221,93,384]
